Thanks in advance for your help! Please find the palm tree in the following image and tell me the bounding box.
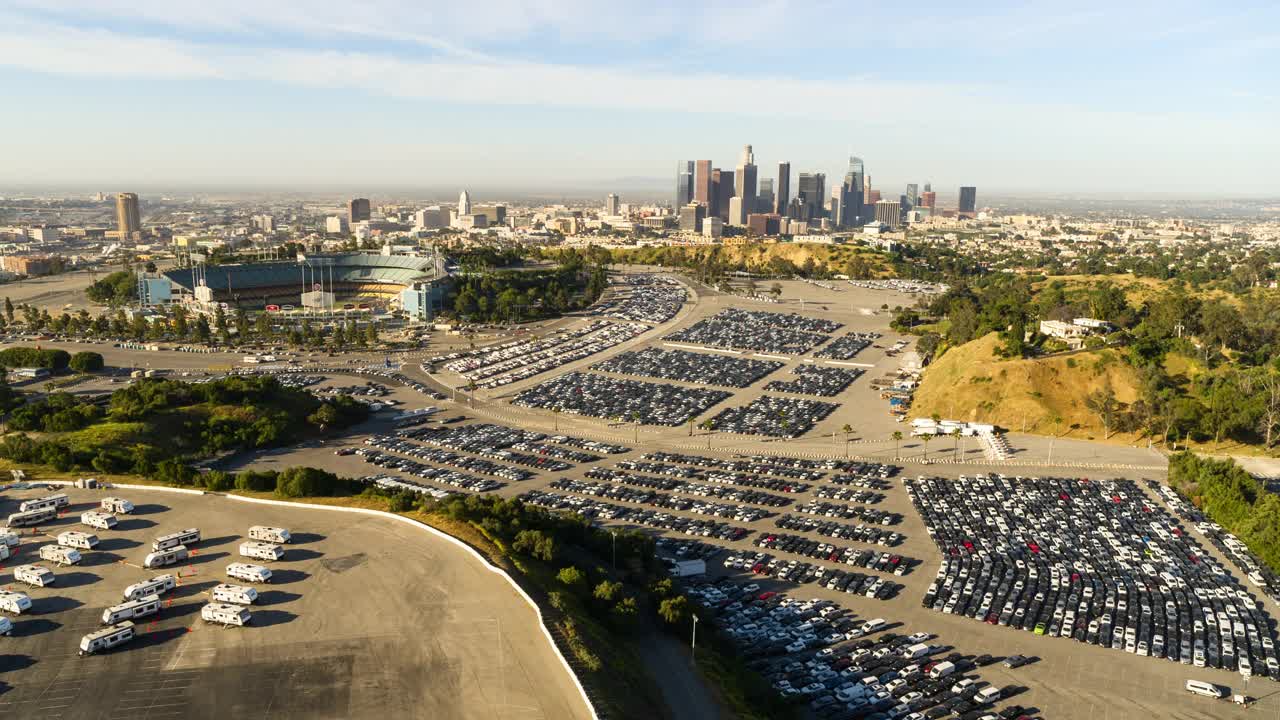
[631,412,641,444]
[921,433,932,461]
[842,424,854,458]
[699,419,715,449]
[466,380,477,407]
[891,430,903,460]
[552,407,562,432]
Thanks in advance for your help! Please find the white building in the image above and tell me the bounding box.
[458,190,471,216]
[702,217,724,238]
[325,216,347,234]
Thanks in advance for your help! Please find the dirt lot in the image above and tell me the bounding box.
[0,487,592,720]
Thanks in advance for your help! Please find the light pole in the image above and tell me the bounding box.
[610,530,617,571]
[691,614,699,661]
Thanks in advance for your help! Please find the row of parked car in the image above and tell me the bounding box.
[519,489,749,540]
[908,474,1280,680]
[813,332,881,361]
[594,274,687,324]
[584,468,794,508]
[709,395,841,438]
[355,450,503,493]
[364,435,537,482]
[514,371,732,426]
[796,500,900,526]
[813,485,887,505]
[441,320,651,388]
[776,514,905,548]
[592,347,783,388]
[546,478,771,523]
[642,451,832,481]
[756,532,914,577]
[764,365,864,398]
[666,308,842,355]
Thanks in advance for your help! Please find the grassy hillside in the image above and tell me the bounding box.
[912,333,1142,439]
[612,242,893,277]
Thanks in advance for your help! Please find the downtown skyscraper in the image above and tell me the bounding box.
[776,162,790,216]
[733,145,757,226]
[838,156,865,229]
[675,161,694,210]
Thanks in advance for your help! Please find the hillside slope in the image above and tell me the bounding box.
[912,333,1142,440]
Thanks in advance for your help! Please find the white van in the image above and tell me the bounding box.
[101,497,134,514]
[13,564,56,587]
[974,686,1002,705]
[1185,680,1228,698]
[38,544,82,567]
[6,507,56,528]
[0,590,32,614]
[226,562,272,584]
[212,583,258,605]
[239,541,284,562]
[201,602,251,627]
[248,526,291,544]
[79,622,136,656]
[123,574,177,601]
[153,529,200,552]
[143,545,189,569]
[901,642,932,660]
[58,531,99,550]
[928,661,957,679]
[860,618,887,634]
[81,511,117,530]
[102,595,162,625]
[20,494,69,513]
[0,530,18,548]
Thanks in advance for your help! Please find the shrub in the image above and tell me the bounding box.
[69,351,105,373]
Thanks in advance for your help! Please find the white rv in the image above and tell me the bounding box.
[38,544,82,567]
[100,497,134,514]
[79,622,136,656]
[201,602,251,627]
[226,562,272,584]
[0,530,18,548]
[248,526,292,544]
[123,574,177,601]
[143,545,189,569]
[212,583,258,605]
[6,506,57,528]
[102,595,162,625]
[0,590,32,614]
[239,541,284,562]
[0,616,10,636]
[13,564,56,587]
[81,511,118,531]
[153,528,200,551]
[58,530,99,550]
[0,543,8,563]
[20,493,69,513]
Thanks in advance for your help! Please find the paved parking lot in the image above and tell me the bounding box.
[0,487,591,720]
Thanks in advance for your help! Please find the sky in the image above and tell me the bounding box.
[1,0,1278,197]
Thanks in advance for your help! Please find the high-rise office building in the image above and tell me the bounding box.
[906,183,919,209]
[735,145,757,224]
[348,198,371,224]
[921,191,937,209]
[694,160,713,211]
[458,190,472,216]
[115,192,140,238]
[867,190,881,205]
[713,168,735,221]
[758,178,775,214]
[923,182,932,192]
[797,172,826,219]
[676,161,695,209]
[678,203,705,232]
[838,156,865,228]
[958,186,978,216]
[605,193,620,215]
[875,200,902,230]
[776,162,790,215]
[728,197,746,226]
[863,174,873,205]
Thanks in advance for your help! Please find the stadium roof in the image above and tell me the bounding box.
[164,253,438,292]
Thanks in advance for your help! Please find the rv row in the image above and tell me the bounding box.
[6,494,134,529]
[1,526,289,570]
[5,559,275,592]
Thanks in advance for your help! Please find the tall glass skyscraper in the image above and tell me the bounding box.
[675,161,694,210]
[839,156,865,228]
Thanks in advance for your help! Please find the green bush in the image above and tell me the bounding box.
[69,351,105,373]
[0,347,70,370]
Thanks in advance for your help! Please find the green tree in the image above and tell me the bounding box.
[658,596,689,625]
[557,566,587,591]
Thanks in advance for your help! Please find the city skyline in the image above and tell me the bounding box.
[0,2,1277,193]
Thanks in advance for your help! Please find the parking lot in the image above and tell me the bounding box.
[512,371,732,426]
[0,486,592,720]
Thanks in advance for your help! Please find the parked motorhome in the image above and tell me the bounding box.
[58,530,99,550]
[0,544,8,562]
[239,541,284,562]
[143,545,189,569]
[101,497,134,514]
[211,583,258,605]
[13,564,56,587]
[102,595,162,625]
[248,526,292,544]
[38,544,82,566]
[79,622,136,656]
[0,531,18,548]
[0,616,10,636]
[0,590,32,614]
[153,528,200,551]
[226,562,272,584]
[81,511,117,530]
[123,574,177,601]
[19,493,69,513]
[201,602,251,627]
[7,506,57,528]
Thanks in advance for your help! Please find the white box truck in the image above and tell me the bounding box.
[248,526,291,544]
[101,497,134,514]
[153,529,200,551]
[13,564,56,587]
[58,530,99,550]
[123,574,177,601]
[79,622,136,656]
[38,544,82,567]
[201,602,251,627]
[81,511,117,530]
[143,545,189,569]
[226,562,272,584]
[212,583,258,605]
[102,595,162,625]
[6,507,56,528]
[19,494,69,513]
[0,590,32,614]
[239,541,284,562]
[668,558,706,577]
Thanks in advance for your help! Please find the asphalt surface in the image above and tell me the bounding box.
[0,487,593,720]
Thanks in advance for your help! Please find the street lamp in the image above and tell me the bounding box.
[691,614,699,661]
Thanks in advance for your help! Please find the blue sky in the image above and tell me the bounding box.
[0,0,1277,196]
